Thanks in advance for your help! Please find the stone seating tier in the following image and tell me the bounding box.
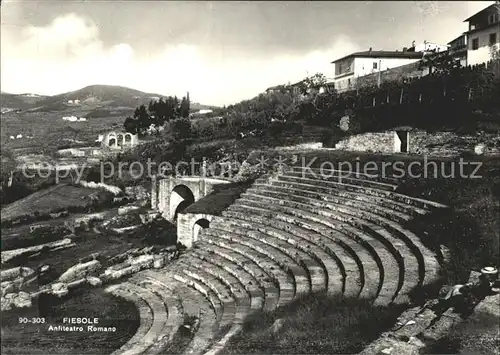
[235,190,440,289]
[253,179,427,216]
[108,168,445,355]
[202,226,313,297]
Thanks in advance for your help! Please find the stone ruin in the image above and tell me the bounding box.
[1,267,37,311]
[1,245,179,312]
[360,267,500,354]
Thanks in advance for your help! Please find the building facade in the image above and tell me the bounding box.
[447,33,468,67]
[465,3,500,66]
[331,50,423,92]
[414,41,449,54]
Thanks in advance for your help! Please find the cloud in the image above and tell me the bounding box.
[1,13,360,105]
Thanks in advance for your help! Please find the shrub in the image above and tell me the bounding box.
[164,118,192,141]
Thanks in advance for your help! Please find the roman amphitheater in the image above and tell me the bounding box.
[104,162,453,355]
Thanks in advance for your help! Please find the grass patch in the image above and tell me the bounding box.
[221,293,406,354]
[1,224,70,251]
[161,314,200,354]
[1,184,109,223]
[398,172,500,283]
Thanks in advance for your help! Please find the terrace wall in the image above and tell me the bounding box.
[334,131,400,153]
[334,130,500,156]
[356,61,425,88]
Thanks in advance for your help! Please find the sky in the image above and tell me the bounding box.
[0,1,494,106]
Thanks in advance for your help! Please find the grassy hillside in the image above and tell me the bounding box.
[0,184,106,223]
[0,93,49,111]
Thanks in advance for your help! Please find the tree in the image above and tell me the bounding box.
[123,116,138,134]
[135,104,152,135]
[419,51,462,75]
[64,126,81,141]
[125,95,190,136]
[167,118,192,141]
[180,92,190,118]
[305,73,327,88]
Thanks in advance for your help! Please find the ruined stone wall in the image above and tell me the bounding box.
[410,131,500,156]
[125,185,149,201]
[334,130,500,156]
[177,213,214,248]
[335,132,396,153]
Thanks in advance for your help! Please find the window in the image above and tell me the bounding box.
[488,13,498,25]
[347,78,351,87]
[490,33,497,46]
[373,62,378,69]
[472,38,479,50]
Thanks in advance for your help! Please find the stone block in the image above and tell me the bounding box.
[59,260,101,283]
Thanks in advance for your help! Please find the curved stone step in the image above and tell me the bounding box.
[199,233,295,308]
[283,169,399,191]
[227,202,406,304]
[174,258,237,328]
[173,259,250,355]
[244,184,412,224]
[105,283,154,355]
[173,272,224,323]
[261,177,428,217]
[256,180,422,219]
[231,198,413,300]
[146,272,218,355]
[232,196,430,304]
[173,258,253,355]
[131,276,184,354]
[289,166,401,184]
[189,249,265,313]
[235,194,382,301]
[268,194,440,290]
[106,282,168,355]
[194,241,280,312]
[223,205,362,299]
[212,213,345,298]
[184,253,253,322]
[203,225,314,297]
[274,174,447,211]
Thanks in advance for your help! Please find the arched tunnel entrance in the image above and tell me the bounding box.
[170,184,195,222]
[192,218,210,243]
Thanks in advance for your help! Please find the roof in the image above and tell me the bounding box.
[463,3,500,22]
[331,50,423,63]
[265,85,283,91]
[447,33,466,45]
[288,79,305,87]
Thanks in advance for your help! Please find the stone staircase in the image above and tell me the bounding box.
[107,166,448,355]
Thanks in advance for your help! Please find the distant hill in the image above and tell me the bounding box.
[0,85,217,117]
[0,92,49,111]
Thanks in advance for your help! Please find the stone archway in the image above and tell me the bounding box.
[106,132,118,147]
[117,133,124,146]
[170,184,195,221]
[192,218,210,243]
[124,133,133,145]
